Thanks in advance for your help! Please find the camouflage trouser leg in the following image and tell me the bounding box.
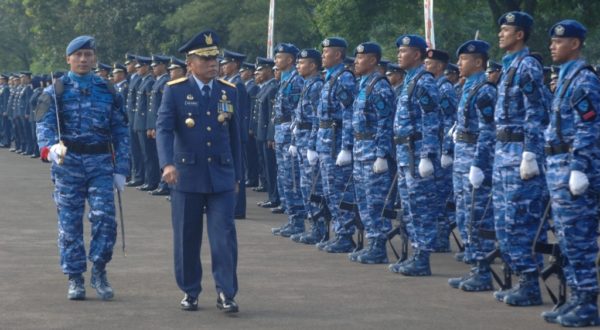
[298,146,322,218]
[547,157,599,292]
[86,173,117,267]
[493,166,545,274]
[275,141,306,223]
[461,174,495,262]
[319,153,355,235]
[353,160,393,240]
[453,170,469,251]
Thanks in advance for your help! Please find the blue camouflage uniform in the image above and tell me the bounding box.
[392,35,442,275]
[36,72,129,275]
[492,11,547,306]
[290,49,325,243]
[350,43,395,264]
[313,38,357,251]
[272,43,306,235]
[542,20,600,326]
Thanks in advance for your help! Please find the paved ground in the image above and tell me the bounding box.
[0,148,565,330]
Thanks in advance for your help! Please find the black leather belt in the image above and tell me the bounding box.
[496,129,524,142]
[296,122,312,130]
[354,132,374,141]
[319,120,341,129]
[274,115,291,125]
[455,131,478,144]
[394,132,422,145]
[545,143,571,156]
[63,141,111,154]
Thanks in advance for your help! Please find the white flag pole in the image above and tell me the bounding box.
[267,0,275,57]
[424,0,435,49]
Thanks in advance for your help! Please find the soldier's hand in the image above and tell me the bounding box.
[307,149,318,166]
[336,149,352,166]
[267,141,274,149]
[569,170,589,196]
[418,157,434,178]
[519,151,540,180]
[441,154,453,168]
[373,157,388,173]
[469,166,484,188]
[162,165,178,184]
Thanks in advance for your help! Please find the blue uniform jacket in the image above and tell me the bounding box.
[147,73,169,130]
[156,77,242,193]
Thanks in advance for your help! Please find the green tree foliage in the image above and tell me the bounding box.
[1,0,600,73]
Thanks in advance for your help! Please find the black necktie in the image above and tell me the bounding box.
[202,85,210,103]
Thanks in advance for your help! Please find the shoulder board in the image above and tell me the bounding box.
[218,79,236,88]
[167,77,188,86]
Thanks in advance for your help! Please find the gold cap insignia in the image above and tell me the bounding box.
[323,39,330,47]
[467,44,476,52]
[356,45,364,53]
[186,94,194,101]
[555,25,565,36]
[402,36,411,45]
[506,13,515,23]
[204,33,213,45]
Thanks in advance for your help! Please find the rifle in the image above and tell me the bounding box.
[381,173,409,262]
[50,72,66,165]
[308,169,331,241]
[340,174,363,251]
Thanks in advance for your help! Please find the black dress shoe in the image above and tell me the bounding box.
[125,181,143,187]
[180,294,198,311]
[271,206,284,214]
[245,180,258,187]
[30,154,39,159]
[234,215,246,220]
[216,292,238,313]
[252,186,266,192]
[150,187,170,196]
[138,184,158,191]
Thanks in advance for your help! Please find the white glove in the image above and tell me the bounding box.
[441,154,453,168]
[307,149,318,166]
[288,145,298,157]
[49,143,67,164]
[373,157,388,173]
[113,174,126,192]
[469,166,484,188]
[520,151,540,180]
[292,125,298,135]
[336,149,352,166]
[448,122,457,138]
[569,170,589,196]
[418,157,434,178]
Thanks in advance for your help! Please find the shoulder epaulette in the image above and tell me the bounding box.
[167,77,188,86]
[218,79,236,88]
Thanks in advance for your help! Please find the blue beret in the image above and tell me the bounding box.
[135,56,152,68]
[220,50,247,64]
[549,19,586,40]
[378,59,390,67]
[386,63,405,74]
[66,35,96,56]
[344,56,355,65]
[456,40,490,57]
[255,57,275,70]
[426,49,450,62]
[151,54,170,66]
[444,63,459,75]
[297,48,322,65]
[112,63,126,73]
[498,11,533,31]
[274,43,299,56]
[354,42,382,58]
[396,34,428,50]
[31,76,43,89]
[95,63,111,72]
[52,71,64,79]
[168,57,186,70]
[486,60,502,73]
[178,29,220,57]
[321,37,348,48]
[240,62,256,71]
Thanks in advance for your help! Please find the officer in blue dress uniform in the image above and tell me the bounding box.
[134,56,156,191]
[0,74,9,147]
[425,49,458,253]
[386,63,406,98]
[36,35,129,301]
[541,20,600,327]
[147,55,170,196]
[254,57,281,208]
[491,11,548,307]
[95,63,111,79]
[125,54,145,186]
[221,50,250,219]
[156,29,241,313]
[242,62,261,188]
[168,57,187,79]
[112,63,128,100]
